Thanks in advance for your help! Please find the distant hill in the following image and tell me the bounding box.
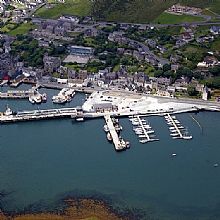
[91,0,220,23]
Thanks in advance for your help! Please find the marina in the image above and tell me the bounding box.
[129,115,159,143]
[165,114,192,140]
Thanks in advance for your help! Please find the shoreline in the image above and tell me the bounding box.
[0,195,146,220]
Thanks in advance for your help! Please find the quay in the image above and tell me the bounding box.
[104,115,128,151]
[0,80,8,86]
[0,107,77,123]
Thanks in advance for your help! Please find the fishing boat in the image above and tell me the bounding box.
[103,124,109,132]
[52,96,66,104]
[28,96,35,104]
[107,132,113,142]
[42,93,47,102]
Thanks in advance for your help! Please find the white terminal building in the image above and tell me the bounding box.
[82,90,214,117]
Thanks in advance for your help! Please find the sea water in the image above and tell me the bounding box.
[0,85,220,220]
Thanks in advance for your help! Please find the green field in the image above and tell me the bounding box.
[35,0,91,19]
[8,22,36,36]
[153,12,204,24]
[0,23,17,33]
[34,0,220,23]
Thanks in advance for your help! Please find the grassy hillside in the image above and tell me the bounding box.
[92,0,220,23]
[35,0,91,19]
[34,0,220,23]
[154,12,205,24]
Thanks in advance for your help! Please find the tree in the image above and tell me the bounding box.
[187,86,198,97]
[209,66,220,76]
[163,64,171,72]
[154,70,163,78]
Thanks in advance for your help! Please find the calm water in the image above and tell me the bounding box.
[0,85,220,220]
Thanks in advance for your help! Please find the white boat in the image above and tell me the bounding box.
[171,153,177,157]
[52,96,66,104]
[42,93,47,102]
[139,139,148,144]
[183,135,193,140]
[132,122,140,126]
[182,129,193,140]
[103,124,109,132]
[126,141,130,148]
[76,117,84,122]
[172,136,182,139]
[107,132,113,142]
[169,127,175,130]
[115,124,122,132]
[133,127,143,131]
[143,125,152,129]
[29,96,35,104]
[148,138,159,142]
[4,106,13,116]
[146,130,154,134]
[170,133,179,137]
[138,135,147,138]
[177,126,184,129]
[135,131,144,135]
[33,94,42,104]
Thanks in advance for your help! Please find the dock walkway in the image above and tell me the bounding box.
[136,116,151,142]
[166,114,183,138]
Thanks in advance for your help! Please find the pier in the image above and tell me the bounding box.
[0,89,35,99]
[104,115,128,151]
[0,80,8,86]
[0,107,77,123]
